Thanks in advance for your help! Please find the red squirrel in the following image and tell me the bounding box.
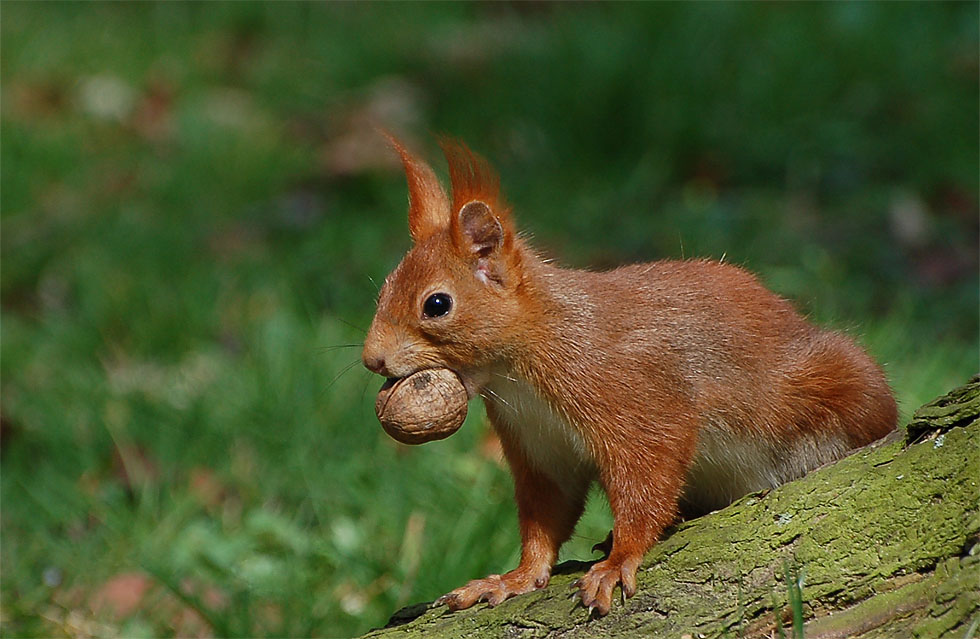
[362,136,898,616]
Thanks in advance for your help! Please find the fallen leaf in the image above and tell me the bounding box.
[89,572,151,619]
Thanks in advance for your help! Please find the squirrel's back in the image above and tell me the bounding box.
[508,256,896,514]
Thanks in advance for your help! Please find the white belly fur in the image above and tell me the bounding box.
[482,376,848,515]
[682,421,850,515]
[482,375,594,490]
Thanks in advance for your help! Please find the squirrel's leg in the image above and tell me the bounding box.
[438,426,589,611]
[576,426,693,616]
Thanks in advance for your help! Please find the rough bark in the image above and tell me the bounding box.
[363,377,980,639]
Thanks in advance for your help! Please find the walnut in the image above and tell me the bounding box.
[375,368,468,445]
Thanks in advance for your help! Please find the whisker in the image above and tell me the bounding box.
[492,372,519,383]
[481,387,516,415]
[334,317,368,335]
[367,274,381,293]
[324,359,364,392]
[315,344,364,354]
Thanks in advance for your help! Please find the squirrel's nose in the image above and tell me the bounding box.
[362,351,390,377]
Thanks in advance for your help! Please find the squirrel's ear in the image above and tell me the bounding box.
[456,201,503,256]
[383,133,450,243]
[441,138,513,258]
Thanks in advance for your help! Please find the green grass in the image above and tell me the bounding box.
[2,3,977,637]
[775,563,806,639]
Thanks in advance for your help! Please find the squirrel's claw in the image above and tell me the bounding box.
[434,593,457,609]
[573,555,641,617]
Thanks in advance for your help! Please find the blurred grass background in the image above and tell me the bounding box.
[1,3,977,637]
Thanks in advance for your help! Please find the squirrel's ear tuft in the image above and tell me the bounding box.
[383,132,450,243]
[439,138,509,222]
[441,138,514,260]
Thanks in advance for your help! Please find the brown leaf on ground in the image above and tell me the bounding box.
[89,572,152,619]
[86,572,226,637]
[188,467,228,509]
[478,430,505,467]
[6,78,70,121]
[130,78,176,142]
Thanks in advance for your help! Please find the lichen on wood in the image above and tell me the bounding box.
[361,378,980,639]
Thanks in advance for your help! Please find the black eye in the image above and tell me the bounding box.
[423,293,453,318]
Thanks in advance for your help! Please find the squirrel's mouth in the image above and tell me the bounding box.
[384,370,479,401]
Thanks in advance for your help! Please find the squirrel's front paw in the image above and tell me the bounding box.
[436,567,550,611]
[574,555,641,616]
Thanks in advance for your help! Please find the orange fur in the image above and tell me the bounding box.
[363,136,898,616]
[381,132,450,242]
[439,138,509,222]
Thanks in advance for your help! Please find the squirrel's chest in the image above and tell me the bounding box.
[482,376,593,485]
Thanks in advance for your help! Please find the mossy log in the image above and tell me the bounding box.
[363,378,980,639]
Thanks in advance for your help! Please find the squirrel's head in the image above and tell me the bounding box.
[362,136,526,396]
